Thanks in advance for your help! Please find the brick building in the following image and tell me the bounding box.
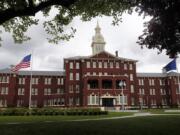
[0,23,180,109]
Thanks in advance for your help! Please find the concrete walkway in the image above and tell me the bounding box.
[71,113,180,122]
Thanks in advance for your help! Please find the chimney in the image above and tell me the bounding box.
[115,51,118,57]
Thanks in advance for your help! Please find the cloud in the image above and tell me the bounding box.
[0,12,178,73]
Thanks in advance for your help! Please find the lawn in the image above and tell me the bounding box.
[0,112,133,124]
[0,115,180,135]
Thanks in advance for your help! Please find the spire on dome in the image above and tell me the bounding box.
[95,21,101,33]
[91,21,106,55]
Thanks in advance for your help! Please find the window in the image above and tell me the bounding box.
[17,100,23,107]
[116,62,119,68]
[177,99,180,105]
[76,97,80,105]
[150,99,156,105]
[129,64,133,70]
[61,78,64,84]
[131,97,135,105]
[0,87,8,95]
[93,62,96,68]
[69,85,73,93]
[31,100,37,107]
[87,72,90,76]
[150,89,156,95]
[130,74,133,81]
[139,88,145,95]
[176,88,180,94]
[0,99,7,107]
[32,78,38,84]
[86,61,90,68]
[138,79,144,85]
[104,62,107,68]
[69,98,73,106]
[149,79,155,86]
[44,88,51,95]
[76,62,79,69]
[19,78,25,84]
[70,73,73,80]
[87,95,99,105]
[76,73,80,80]
[117,95,127,105]
[70,62,73,69]
[98,62,102,68]
[93,72,96,75]
[130,85,134,93]
[161,98,167,105]
[0,76,9,83]
[57,78,61,85]
[159,79,165,85]
[44,78,51,85]
[110,62,113,68]
[57,88,64,94]
[44,98,65,107]
[124,63,127,70]
[18,88,25,95]
[58,78,64,85]
[31,88,38,95]
[75,85,80,93]
[161,89,166,95]
[99,72,102,76]
[104,72,108,75]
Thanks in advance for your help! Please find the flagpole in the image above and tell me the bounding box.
[29,51,33,109]
[176,58,180,96]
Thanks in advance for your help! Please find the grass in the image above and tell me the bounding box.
[0,115,180,135]
[0,112,133,124]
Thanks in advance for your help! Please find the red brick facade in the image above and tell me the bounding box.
[1,51,180,109]
[1,23,180,109]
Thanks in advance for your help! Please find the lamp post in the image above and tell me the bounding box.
[119,80,126,111]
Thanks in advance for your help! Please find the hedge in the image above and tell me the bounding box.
[0,108,108,116]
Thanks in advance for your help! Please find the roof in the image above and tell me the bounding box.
[0,68,65,76]
[137,72,180,77]
[65,51,138,62]
[137,73,166,77]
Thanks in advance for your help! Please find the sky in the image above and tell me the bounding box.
[0,12,178,73]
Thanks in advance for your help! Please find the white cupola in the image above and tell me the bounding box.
[91,21,106,55]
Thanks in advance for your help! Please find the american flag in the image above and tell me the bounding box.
[11,54,31,72]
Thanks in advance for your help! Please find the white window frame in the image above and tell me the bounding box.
[70,73,73,80]
[70,62,73,69]
[76,62,79,69]
[86,61,90,68]
[76,73,80,80]
[104,62,107,68]
[93,62,96,68]
[116,62,119,68]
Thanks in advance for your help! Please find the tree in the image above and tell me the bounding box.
[0,0,134,44]
[136,0,180,58]
[0,0,180,58]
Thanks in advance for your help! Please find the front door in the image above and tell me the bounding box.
[102,98,113,107]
